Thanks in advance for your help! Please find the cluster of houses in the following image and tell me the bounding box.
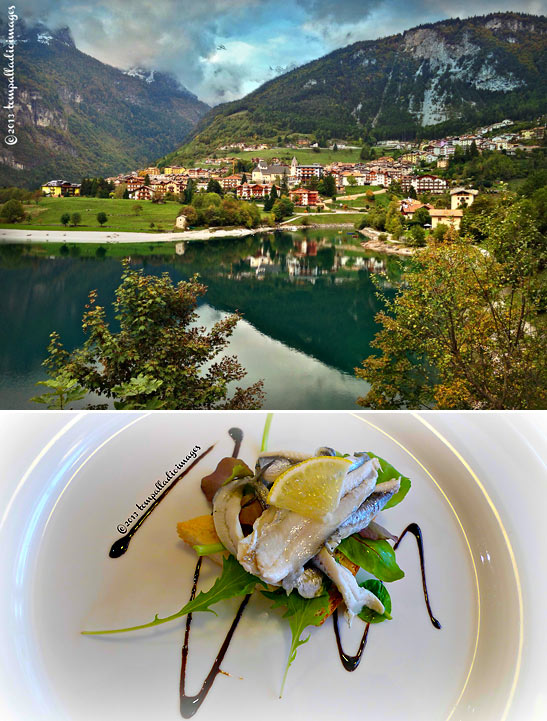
[40,117,542,223]
[400,187,479,230]
[380,121,544,163]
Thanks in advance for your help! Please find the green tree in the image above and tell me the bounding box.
[280,171,289,196]
[356,200,547,409]
[71,212,82,227]
[207,178,224,196]
[184,179,195,204]
[412,207,431,227]
[0,199,25,223]
[178,205,198,226]
[408,185,417,199]
[347,175,357,187]
[385,200,403,239]
[114,183,127,199]
[409,225,426,246]
[60,213,71,227]
[32,261,264,410]
[360,144,372,161]
[432,223,450,242]
[320,173,337,198]
[144,174,151,186]
[263,184,278,212]
[272,197,294,222]
[96,212,108,226]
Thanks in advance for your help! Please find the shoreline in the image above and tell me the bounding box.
[358,229,415,257]
[0,226,277,244]
[0,224,413,256]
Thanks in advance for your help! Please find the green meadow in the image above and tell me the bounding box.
[202,146,363,166]
[0,197,181,233]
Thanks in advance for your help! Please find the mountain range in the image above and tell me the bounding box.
[1,12,545,188]
[0,22,209,188]
[168,12,546,162]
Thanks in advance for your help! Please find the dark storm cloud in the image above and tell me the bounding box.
[14,0,546,103]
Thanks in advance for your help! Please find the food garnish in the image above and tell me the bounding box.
[83,417,440,717]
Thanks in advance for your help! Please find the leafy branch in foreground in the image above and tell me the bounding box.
[81,555,264,636]
[262,587,331,697]
[32,259,264,410]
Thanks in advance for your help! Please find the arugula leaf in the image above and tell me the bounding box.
[262,587,331,697]
[358,580,392,623]
[82,555,264,636]
[182,554,264,614]
[337,535,404,582]
[368,452,411,509]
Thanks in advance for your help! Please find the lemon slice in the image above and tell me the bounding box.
[267,456,352,519]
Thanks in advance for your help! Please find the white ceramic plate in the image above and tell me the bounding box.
[0,411,544,721]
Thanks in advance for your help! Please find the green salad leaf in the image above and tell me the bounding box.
[180,554,265,614]
[358,580,392,623]
[368,452,411,509]
[337,535,404,582]
[262,587,331,697]
[82,555,264,636]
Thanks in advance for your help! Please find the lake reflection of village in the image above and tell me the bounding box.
[176,232,392,284]
[0,230,402,408]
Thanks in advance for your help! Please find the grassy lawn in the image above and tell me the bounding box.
[0,197,181,233]
[203,147,363,166]
[290,213,365,226]
[343,185,383,195]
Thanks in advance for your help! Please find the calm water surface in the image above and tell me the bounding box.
[0,229,403,409]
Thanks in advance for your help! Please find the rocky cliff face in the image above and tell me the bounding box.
[0,22,209,188]
[172,12,546,159]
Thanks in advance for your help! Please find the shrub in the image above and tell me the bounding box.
[0,199,26,223]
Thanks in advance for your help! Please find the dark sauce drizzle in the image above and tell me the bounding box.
[109,444,216,558]
[228,427,243,458]
[394,523,441,629]
[179,557,250,718]
[333,521,441,672]
[332,610,370,671]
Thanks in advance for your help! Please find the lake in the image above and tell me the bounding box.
[0,229,404,409]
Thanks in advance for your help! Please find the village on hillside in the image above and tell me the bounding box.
[37,118,545,240]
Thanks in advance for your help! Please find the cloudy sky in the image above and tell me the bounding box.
[17,0,546,104]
